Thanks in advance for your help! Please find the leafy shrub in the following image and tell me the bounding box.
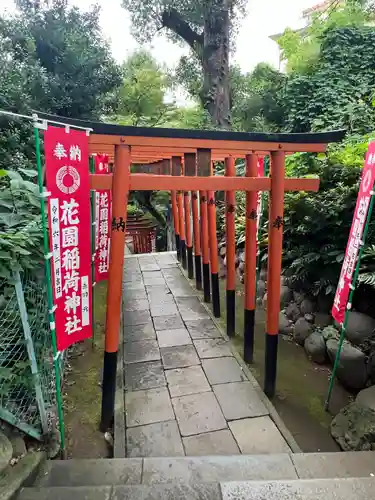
[0,168,43,280]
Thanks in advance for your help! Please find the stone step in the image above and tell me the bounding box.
[18,477,375,500]
[36,452,375,487]
[220,477,375,499]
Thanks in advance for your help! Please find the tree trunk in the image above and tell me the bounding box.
[162,2,231,129]
[201,0,230,129]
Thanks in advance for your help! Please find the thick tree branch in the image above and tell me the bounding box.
[161,8,203,56]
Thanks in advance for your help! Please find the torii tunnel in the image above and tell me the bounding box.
[39,113,345,431]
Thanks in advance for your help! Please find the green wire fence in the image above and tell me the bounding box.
[0,271,65,440]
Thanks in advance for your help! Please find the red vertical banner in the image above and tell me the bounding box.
[332,142,375,324]
[256,157,265,234]
[44,126,92,351]
[94,154,112,282]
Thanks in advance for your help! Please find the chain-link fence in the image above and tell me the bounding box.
[0,271,63,439]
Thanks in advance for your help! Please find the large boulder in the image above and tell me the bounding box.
[293,318,313,346]
[280,285,293,308]
[322,325,339,341]
[314,312,332,328]
[345,311,375,346]
[326,339,368,391]
[367,353,375,385]
[356,386,375,412]
[263,285,293,310]
[316,293,333,313]
[293,291,305,305]
[304,331,327,364]
[331,402,375,451]
[279,312,292,335]
[300,298,315,315]
[285,302,301,322]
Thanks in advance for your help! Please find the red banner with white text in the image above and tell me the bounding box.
[45,126,92,351]
[94,154,111,282]
[256,158,265,235]
[332,142,375,324]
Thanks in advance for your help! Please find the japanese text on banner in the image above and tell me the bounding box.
[45,126,92,351]
[256,158,265,235]
[94,154,111,282]
[332,142,375,324]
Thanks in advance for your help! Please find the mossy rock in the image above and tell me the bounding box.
[331,402,375,451]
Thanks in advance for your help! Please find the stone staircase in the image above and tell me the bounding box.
[18,452,375,499]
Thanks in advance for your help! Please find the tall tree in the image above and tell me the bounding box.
[0,0,121,119]
[122,0,247,128]
[114,50,171,126]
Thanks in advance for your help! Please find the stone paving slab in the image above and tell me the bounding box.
[146,286,171,298]
[160,345,200,369]
[202,357,247,385]
[156,329,192,348]
[125,361,166,392]
[139,262,160,272]
[165,366,210,398]
[124,289,148,300]
[150,303,179,317]
[126,421,184,458]
[113,483,220,500]
[213,382,268,420]
[176,297,211,321]
[123,310,152,327]
[291,451,375,479]
[123,273,143,284]
[148,295,175,306]
[193,339,232,359]
[123,323,156,343]
[143,278,166,287]
[162,267,184,277]
[39,458,143,486]
[154,254,179,267]
[185,319,222,339]
[220,478,375,500]
[121,253,294,459]
[124,299,149,312]
[153,315,185,331]
[172,392,227,437]
[123,282,145,292]
[183,430,240,456]
[126,388,174,427]
[142,455,297,483]
[20,487,112,500]
[229,417,291,454]
[124,341,160,364]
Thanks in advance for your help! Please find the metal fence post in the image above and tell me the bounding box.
[14,271,48,434]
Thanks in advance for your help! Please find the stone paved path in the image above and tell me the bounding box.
[122,253,291,458]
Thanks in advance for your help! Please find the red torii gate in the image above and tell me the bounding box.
[39,114,345,431]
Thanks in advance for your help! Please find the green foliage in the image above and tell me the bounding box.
[230,63,285,132]
[281,134,375,296]
[0,169,42,280]
[281,27,375,133]
[113,50,173,127]
[1,0,121,119]
[0,0,121,280]
[278,2,370,74]
[358,244,375,287]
